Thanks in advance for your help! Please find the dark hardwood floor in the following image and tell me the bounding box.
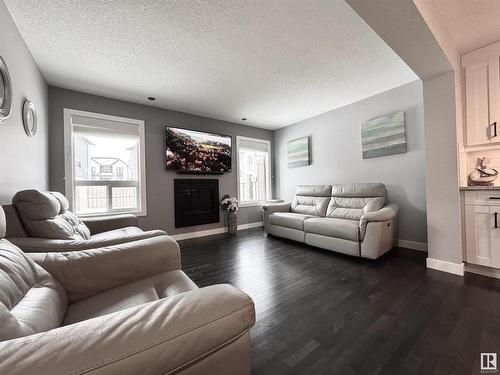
[179,228,500,375]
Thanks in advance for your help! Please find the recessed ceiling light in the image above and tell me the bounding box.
[148,97,156,101]
[241,118,247,121]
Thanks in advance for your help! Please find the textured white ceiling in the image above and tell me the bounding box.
[431,0,500,54]
[4,0,417,129]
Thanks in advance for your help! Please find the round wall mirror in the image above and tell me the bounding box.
[0,56,12,122]
[0,75,5,108]
[22,100,37,137]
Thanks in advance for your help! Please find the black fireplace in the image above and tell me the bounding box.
[174,179,220,228]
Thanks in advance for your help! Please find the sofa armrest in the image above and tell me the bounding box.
[28,235,181,303]
[8,229,166,253]
[262,203,291,233]
[0,285,255,375]
[81,214,139,235]
[360,203,399,227]
[262,202,291,213]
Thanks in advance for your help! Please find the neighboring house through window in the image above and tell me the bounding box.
[236,136,271,205]
[64,109,147,216]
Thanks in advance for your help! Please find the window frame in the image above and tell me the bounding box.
[236,136,272,207]
[63,108,147,217]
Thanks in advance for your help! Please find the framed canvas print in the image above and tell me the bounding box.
[361,111,406,159]
[287,136,310,168]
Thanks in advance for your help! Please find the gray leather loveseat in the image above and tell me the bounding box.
[0,205,256,375]
[2,189,166,253]
[263,184,398,259]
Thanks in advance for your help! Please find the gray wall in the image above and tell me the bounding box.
[346,0,462,267]
[48,87,273,235]
[0,1,48,204]
[274,80,427,244]
[422,71,462,263]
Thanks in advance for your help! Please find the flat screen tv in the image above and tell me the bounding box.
[165,126,232,173]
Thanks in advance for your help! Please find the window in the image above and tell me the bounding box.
[64,109,146,216]
[237,136,271,205]
[100,165,112,174]
[116,166,124,178]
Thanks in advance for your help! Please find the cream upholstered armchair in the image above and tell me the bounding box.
[3,189,166,253]
[0,206,255,375]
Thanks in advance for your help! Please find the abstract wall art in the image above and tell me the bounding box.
[287,136,310,168]
[361,111,406,159]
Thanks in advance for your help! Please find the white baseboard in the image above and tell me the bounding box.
[172,222,263,241]
[398,239,428,252]
[172,227,226,241]
[237,222,264,230]
[426,257,464,276]
[465,263,500,280]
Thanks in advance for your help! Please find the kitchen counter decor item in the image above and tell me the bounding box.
[468,157,498,186]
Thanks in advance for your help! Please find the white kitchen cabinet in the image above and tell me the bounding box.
[462,41,500,146]
[464,191,500,268]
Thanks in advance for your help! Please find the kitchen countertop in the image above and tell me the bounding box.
[460,186,500,191]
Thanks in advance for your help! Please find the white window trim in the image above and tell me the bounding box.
[63,108,147,217]
[236,136,272,207]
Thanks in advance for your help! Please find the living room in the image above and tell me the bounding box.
[1,1,499,374]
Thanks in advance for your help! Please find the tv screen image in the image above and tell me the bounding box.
[165,127,232,173]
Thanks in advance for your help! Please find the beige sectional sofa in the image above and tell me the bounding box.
[263,184,398,259]
[0,205,256,375]
[2,189,166,253]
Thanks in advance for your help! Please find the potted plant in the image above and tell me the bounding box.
[220,194,238,235]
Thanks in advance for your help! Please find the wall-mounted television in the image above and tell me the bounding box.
[165,126,232,173]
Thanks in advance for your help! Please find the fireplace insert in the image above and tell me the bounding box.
[174,179,220,227]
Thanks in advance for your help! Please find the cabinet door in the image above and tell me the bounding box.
[465,204,493,266]
[491,206,500,269]
[465,60,491,146]
[489,56,500,143]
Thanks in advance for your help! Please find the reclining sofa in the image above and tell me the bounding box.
[0,205,256,375]
[2,189,166,253]
[263,183,398,259]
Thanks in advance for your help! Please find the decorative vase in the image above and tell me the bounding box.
[227,211,237,235]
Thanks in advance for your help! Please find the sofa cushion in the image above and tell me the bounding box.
[304,217,360,241]
[63,270,198,325]
[326,183,386,220]
[2,205,28,238]
[90,226,143,241]
[0,206,5,239]
[291,185,332,216]
[13,190,91,241]
[269,212,315,231]
[295,185,332,197]
[326,197,385,220]
[291,196,330,216]
[331,183,386,198]
[0,239,67,341]
[8,229,167,254]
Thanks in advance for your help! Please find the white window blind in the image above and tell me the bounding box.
[72,115,141,138]
[64,109,147,216]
